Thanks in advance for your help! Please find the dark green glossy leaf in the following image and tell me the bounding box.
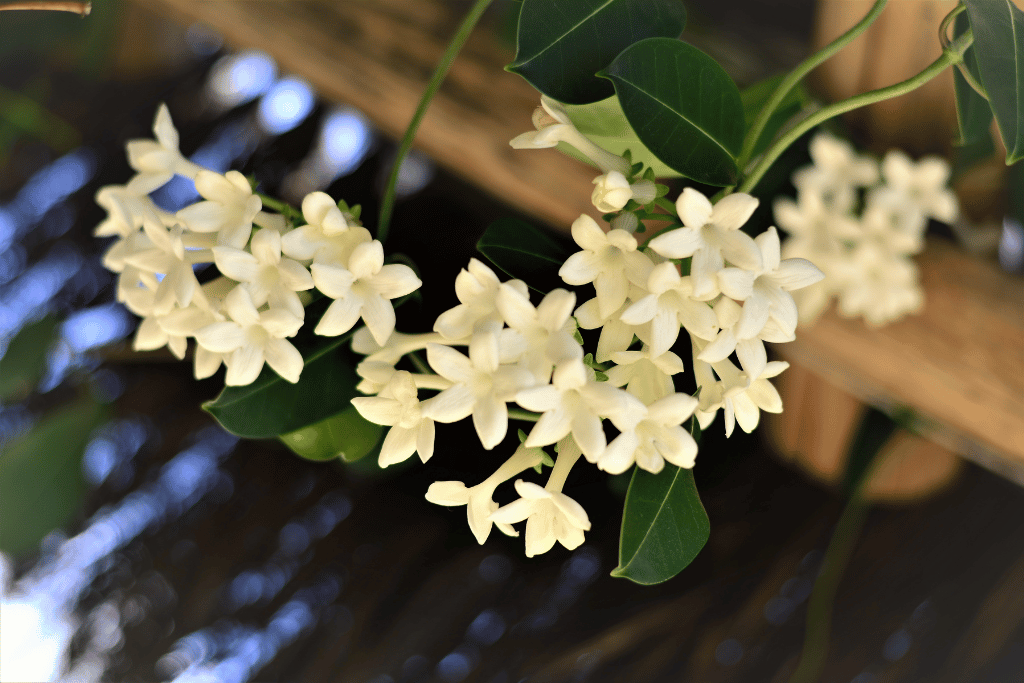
[601,38,744,185]
[0,398,107,557]
[477,217,574,294]
[279,406,382,462]
[963,0,1024,163]
[204,329,360,439]
[952,12,993,148]
[612,452,709,584]
[740,74,808,159]
[508,0,687,105]
[0,316,58,402]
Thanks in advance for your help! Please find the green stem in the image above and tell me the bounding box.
[256,192,302,221]
[508,408,541,423]
[940,4,988,99]
[785,492,872,683]
[738,0,889,170]
[786,407,898,683]
[738,30,973,195]
[377,0,494,244]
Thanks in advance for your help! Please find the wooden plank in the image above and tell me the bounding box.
[133,1,1024,472]
[135,0,597,229]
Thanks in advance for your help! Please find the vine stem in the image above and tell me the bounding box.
[738,28,974,195]
[376,0,494,245]
[508,408,540,423]
[256,192,302,221]
[940,4,988,99]
[737,0,889,170]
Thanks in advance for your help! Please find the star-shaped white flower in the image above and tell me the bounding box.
[194,286,304,386]
[793,133,879,212]
[620,261,719,356]
[488,479,591,557]
[352,371,436,467]
[424,443,545,544]
[881,150,958,222]
[559,214,653,319]
[213,227,314,319]
[647,188,762,299]
[125,103,205,185]
[600,392,699,474]
[695,358,788,437]
[434,258,526,341]
[176,170,262,248]
[422,333,533,450]
[311,240,421,345]
[123,221,213,315]
[516,358,630,459]
[605,346,686,405]
[496,286,581,383]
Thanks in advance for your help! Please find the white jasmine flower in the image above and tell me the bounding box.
[123,221,213,315]
[511,96,630,175]
[574,295,639,363]
[620,261,719,356]
[861,186,928,255]
[213,227,314,319]
[833,241,923,326]
[311,240,421,345]
[516,358,630,459]
[590,172,657,213]
[559,214,653,319]
[94,175,173,239]
[281,191,359,261]
[352,371,436,467]
[435,258,528,341]
[133,315,188,360]
[126,104,205,184]
[881,150,958,222]
[194,286,304,386]
[605,346,686,405]
[422,333,533,450]
[157,302,229,379]
[793,133,878,212]
[600,392,699,474]
[496,286,581,382]
[425,443,545,544]
[696,358,787,436]
[647,188,762,299]
[176,170,262,248]
[489,436,590,557]
[697,296,769,381]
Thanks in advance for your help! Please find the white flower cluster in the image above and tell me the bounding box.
[347,99,824,556]
[95,105,421,386]
[774,133,959,326]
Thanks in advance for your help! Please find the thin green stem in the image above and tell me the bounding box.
[738,30,973,195]
[508,408,540,423]
[408,351,431,375]
[737,0,889,170]
[940,4,988,99]
[377,0,493,245]
[256,192,302,221]
[785,492,872,683]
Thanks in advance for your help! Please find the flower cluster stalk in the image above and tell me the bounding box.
[738,28,974,195]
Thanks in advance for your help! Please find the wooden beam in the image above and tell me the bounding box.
[134,1,1024,472]
[136,0,597,229]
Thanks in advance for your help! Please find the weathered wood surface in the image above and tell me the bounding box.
[133,0,1024,472]
[134,0,597,229]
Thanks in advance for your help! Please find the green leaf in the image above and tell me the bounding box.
[204,329,360,439]
[0,398,107,557]
[476,217,574,294]
[962,0,1024,163]
[279,406,382,462]
[0,316,58,402]
[560,95,682,177]
[508,0,687,105]
[953,12,994,148]
[740,74,808,158]
[601,38,745,186]
[612,458,710,585]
